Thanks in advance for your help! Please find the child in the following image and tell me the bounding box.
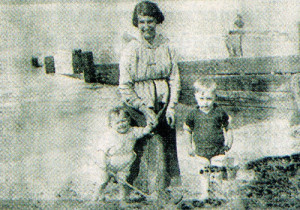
[182,78,233,202]
[94,105,154,204]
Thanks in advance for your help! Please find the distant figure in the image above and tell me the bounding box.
[225,14,245,57]
[290,74,300,138]
[95,106,154,204]
[183,79,233,201]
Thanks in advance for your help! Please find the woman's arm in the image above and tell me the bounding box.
[166,47,181,127]
[119,43,144,110]
[183,123,195,156]
[119,42,157,126]
[223,115,233,151]
[167,47,181,109]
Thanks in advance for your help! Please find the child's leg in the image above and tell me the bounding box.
[210,155,227,200]
[95,176,110,201]
[198,160,211,200]
[115,160,134,202]
[178,152,210,200]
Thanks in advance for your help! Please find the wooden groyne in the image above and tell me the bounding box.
[90,55,299,111]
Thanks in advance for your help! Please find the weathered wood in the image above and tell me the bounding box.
[31,56,43,68]
[95,63,119,85]
[180,88,294,109]
[180,74,291,92]
[178,55,299,75]
[180,75,293,103]
[81,51,96,83]
[290,74,300,126]
[88,55,298,110]
[90,55,298,86]
[44,56,55,74]
[72,49,82,74]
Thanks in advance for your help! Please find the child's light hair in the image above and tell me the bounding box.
[194,78,217,93]
[108,105,131,128]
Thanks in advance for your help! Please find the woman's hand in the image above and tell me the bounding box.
[140,105,158,128]
[166,107,176,128]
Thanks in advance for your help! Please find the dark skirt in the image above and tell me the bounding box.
[125,104,180,194]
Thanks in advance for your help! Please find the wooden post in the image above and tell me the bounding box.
[31,56,43,67]
[298,22,300,54]
[72,49,82,74]
[290,74,300,127]
[81,51,96,83]
[44,56,55,74]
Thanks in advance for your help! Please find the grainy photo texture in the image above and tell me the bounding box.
[1,0,299,209]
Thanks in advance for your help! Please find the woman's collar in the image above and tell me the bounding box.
[139,33,167,49]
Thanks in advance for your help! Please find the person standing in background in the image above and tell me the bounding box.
[225,14,245,57]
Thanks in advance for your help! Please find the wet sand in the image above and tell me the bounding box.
[1,68,299,208]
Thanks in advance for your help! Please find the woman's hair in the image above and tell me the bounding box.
[108,105,131,127]
[132,1,165,27]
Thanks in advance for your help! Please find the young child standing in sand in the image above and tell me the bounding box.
[181,78,233,204]
[94,105,154,204]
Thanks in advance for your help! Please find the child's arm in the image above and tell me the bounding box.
[223,115,233,152]
[142,123,154,136]
[183,123,195,156]
[132,124,155,140]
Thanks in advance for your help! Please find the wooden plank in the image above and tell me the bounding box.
[89,56,298,110]
[180,88,294,109]
[82,51,96,83]
[181,74,292,92]
[217,90,292,103]
[44,56,55,74]
[95,63,119,85]
[91,55,299,86]
[178,55,299,75]
[72,49,82,74]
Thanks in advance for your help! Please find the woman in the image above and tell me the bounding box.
[119,1,181,199]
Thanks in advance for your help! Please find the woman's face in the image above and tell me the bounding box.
[137,15,157,43]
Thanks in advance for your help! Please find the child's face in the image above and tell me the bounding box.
[195,89,216,112]
[111,111,131,134]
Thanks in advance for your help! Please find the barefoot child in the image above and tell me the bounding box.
[182,78,233,203]
[94,105,154,203]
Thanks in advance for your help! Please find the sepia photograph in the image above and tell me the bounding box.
[1,0,299,209]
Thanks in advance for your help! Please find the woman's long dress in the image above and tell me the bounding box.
[119,34,181,194]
